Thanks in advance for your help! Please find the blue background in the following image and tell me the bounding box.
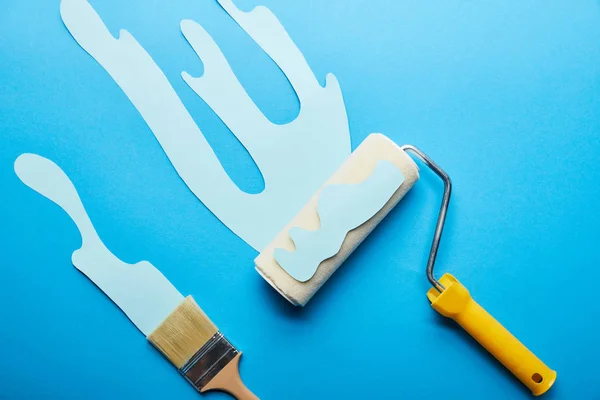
[1,0,599,399]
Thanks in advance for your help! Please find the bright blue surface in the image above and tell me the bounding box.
[1,1,599,399]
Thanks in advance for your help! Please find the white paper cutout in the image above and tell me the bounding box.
[14,154,184,336]
[60,0,351,251]
[274,161,405,282]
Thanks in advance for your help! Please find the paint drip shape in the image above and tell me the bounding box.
[14,154,183,336]
[60,0,351,251]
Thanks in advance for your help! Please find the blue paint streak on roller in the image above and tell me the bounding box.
[274,160,405,282]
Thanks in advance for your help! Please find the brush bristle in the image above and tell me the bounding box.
[147,296,219,368]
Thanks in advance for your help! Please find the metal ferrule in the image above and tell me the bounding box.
[179,332,239,392]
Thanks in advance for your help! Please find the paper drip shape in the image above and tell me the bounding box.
[274,161,405,282]
[14,154,183,336]
[60,0,351,251]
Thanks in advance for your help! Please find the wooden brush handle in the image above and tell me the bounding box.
[201,353,259,400]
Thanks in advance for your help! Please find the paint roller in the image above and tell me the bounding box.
[255,133,556,395]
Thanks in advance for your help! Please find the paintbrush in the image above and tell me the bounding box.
[148,296,258,399]
[14,153,258,399]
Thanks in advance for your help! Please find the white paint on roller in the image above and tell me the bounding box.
[14,154,184,335]
[256,134,420,306]
[274,161,405,282]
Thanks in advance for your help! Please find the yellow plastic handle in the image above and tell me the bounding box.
[427,273,556,396]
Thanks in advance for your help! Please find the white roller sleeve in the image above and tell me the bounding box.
[255,134,420,306]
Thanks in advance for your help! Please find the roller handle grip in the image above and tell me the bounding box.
[427,274,556,396]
